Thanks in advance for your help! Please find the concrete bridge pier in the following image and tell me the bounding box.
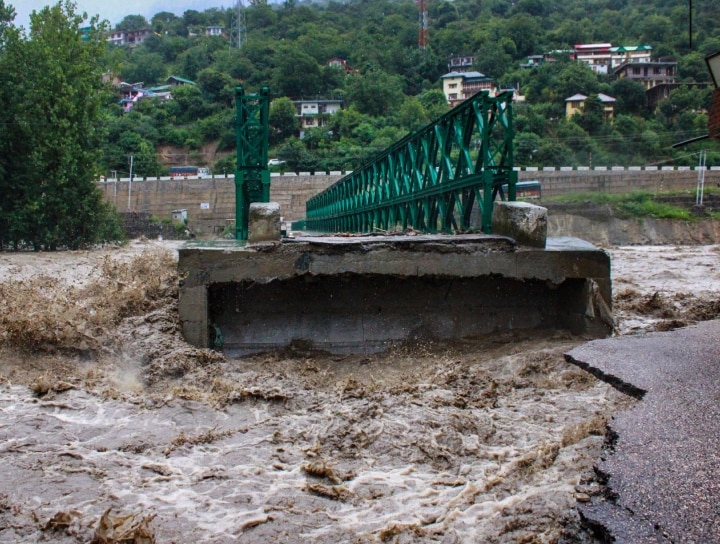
[178,232,613,356]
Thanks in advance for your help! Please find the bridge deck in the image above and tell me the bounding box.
[178,234,612,355]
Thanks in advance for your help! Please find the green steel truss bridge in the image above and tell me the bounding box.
[304,90,517,234]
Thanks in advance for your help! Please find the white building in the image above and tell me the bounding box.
[573,43,652,74]
[293,98,344,138]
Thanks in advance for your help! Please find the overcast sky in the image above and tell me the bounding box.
[13,1,236,30]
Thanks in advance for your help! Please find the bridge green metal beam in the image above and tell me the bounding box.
[235,86,270,240]
[305,90,517,234]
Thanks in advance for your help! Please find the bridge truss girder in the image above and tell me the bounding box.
[305,90,517,234]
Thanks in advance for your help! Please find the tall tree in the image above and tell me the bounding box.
[117,14,149,31]
[0,1,121,249]
[344,64,404,117]
[269,97,300,144]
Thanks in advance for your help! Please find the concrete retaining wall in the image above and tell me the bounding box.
[99,168,720,236]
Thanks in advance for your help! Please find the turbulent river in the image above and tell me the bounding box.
[0,240,718,543]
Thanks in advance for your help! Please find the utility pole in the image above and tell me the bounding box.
[696,149,706,206]
[112,170,118,207]
[128,155,134,211]
[688,0,693,49]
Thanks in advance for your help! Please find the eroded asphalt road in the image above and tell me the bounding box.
[566,319,720,543]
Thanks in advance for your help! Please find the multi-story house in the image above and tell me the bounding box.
[441,71,495,107]
[573,43,652,74]
[610,45,652,68]
[107,29,153,46]
[573,43,612,73]
[293,98,344,138]
[613,57,680,110]
[613,59,677,90]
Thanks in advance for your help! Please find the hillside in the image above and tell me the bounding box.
[96,0,720,177]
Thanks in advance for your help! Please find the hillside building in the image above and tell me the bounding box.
[441,71,495,107]
[565,93,616,120]
[293,98,344,138]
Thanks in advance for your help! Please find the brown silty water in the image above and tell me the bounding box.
[0,240,718,543]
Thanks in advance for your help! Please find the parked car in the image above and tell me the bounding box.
[268,158,286,166]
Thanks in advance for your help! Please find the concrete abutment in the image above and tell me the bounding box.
[178,235,613,355]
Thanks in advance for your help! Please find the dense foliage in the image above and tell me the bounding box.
[2,0,720,221]
[0,1,123,249]
[95,0,720,175]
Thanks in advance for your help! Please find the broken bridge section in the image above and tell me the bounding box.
[178,234,612,356]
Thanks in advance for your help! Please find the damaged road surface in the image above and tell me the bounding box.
[565,320,720,543]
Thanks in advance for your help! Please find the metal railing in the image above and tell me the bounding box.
[305,90,517,234]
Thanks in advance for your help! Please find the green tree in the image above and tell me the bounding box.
[176,44,212,80]
[269,97,300,144]
[167,83,213,122]
[119,50,166,84]
[272,46,322,98]
[575,94,605,135]
[117,14,148,30]
[612,78,648,115]
[394,96,430,132]
[0,1,122,249]
[196,68,234,104]
[277,137,316,171]
[504,13,541,58]
[417,89,450,120]
[150,11,178,33]
[0,0,14,40]
[344,64,404,117]
[514,132,541,165]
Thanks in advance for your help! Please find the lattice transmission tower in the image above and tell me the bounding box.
[417,0,428,49]
[229,0,247,49]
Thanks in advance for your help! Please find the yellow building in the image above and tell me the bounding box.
[565,93,616,120]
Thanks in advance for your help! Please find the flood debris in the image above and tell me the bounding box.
[92,508,156,544]
[30,374,75,397]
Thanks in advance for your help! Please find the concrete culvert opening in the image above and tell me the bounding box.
[208,274,596,357]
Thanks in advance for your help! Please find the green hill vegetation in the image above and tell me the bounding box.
[97,0,720,175]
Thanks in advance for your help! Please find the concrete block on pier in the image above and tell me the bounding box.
[492,201,548,248]
[248,202,281,243]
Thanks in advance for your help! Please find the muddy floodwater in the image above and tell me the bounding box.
[0,241,718,543]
